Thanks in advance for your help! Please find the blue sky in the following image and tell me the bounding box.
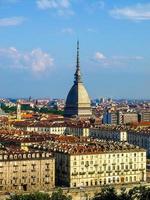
[0,0,150,99]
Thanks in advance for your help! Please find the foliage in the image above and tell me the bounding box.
[93,186,150,200]
[93,187,119,200]
[1,104,64,115]
[128,186,150,200]
[7,192,50,200]
[1,104,16,113]
[7,189,72,200]
[50,188,72,200]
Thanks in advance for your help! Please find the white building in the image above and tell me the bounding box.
[53,140,146,187]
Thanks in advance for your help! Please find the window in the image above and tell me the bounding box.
[134,176,136,181]
[130,176,132,182]
[73,162,77,165]
[73,182,76,187]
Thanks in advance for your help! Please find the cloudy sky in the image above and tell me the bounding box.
[0,0,150,99]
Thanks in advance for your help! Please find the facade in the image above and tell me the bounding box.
[54,141,146,187]
[64,41,92,118]
[13,121,90,137]
[128,130,150,156]
[90,128,127,142]
[122,112,138,124]
[0,149,55,193]
[103,111,138,125]
[103,111,118,125]
[139,111,150,122]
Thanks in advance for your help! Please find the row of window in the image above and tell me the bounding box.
[72,152,144,161]
[72,175,139,187]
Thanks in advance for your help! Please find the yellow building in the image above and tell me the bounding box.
[54,141,146,187]
[0,149,55,194]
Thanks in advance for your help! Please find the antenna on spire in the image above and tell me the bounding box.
[74,40,82,84]
[77,40,80,68]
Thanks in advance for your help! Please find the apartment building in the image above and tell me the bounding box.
[52,139,146,187]
[0,148,55,193]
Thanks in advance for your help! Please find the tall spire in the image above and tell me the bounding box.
[74,40,82,84]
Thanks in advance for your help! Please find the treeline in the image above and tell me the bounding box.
[7,186,150,200]
[1,104,64,115]
[93,186,150,200]
[7,189,71,200]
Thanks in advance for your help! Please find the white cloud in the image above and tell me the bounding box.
[37,0,70,9]
[86,0,105,13]
[61,27,74,34]
[36,0,74,16]
[0,17,25,26]
[0,47,54,73]
[94,52,106,61]
[110,3,150,21]
[36,0,74,17]
[87,28,96,33]
[93,52,144,67]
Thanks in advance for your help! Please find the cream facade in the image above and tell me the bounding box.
[14,123,90,137]
[90,128,127,142]
[128,131,150,156]
[0,151,55,193]
[55,144,146,188]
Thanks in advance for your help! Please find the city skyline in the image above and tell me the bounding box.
[0,0,150,99]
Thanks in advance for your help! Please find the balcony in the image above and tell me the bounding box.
[139,168,145,171]
[31,169,36,172]
[112,163,116,165]
[98,171,104,174]
[106,171,112,173]
[22,170,27,173]
[72,172,78,176]
[88,171,95,175]
[115,170,121,173]
[79,172,86,175]
[13,171,18,173]
[124,169,130,172]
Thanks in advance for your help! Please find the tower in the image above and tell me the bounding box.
[17,100,21,120]
[64,41,92,118]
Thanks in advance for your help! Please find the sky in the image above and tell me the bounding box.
[0,0,150,99]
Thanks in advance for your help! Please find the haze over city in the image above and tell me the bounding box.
[0,0,150,99]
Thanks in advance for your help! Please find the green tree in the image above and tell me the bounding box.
[93,186,119,200]
[50,188,72,200]
[7,189,72,200]
[118,188,131,200]
[93,186,150,200]
[129,186,150,200]
[7,192,50,200]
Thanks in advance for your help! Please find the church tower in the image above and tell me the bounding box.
[17,100,21,120]
[64,41,92,118]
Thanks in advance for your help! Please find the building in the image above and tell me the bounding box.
[139,111,150,122]
[90,126,127,142]
[0,147,55,194]
[127,129,150,157]
[64,41,92,118]
[103,111,138,125]
[13,120,90,137]
[103,111,118,125]
[53,139,146,187]
[16,100,21,120]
